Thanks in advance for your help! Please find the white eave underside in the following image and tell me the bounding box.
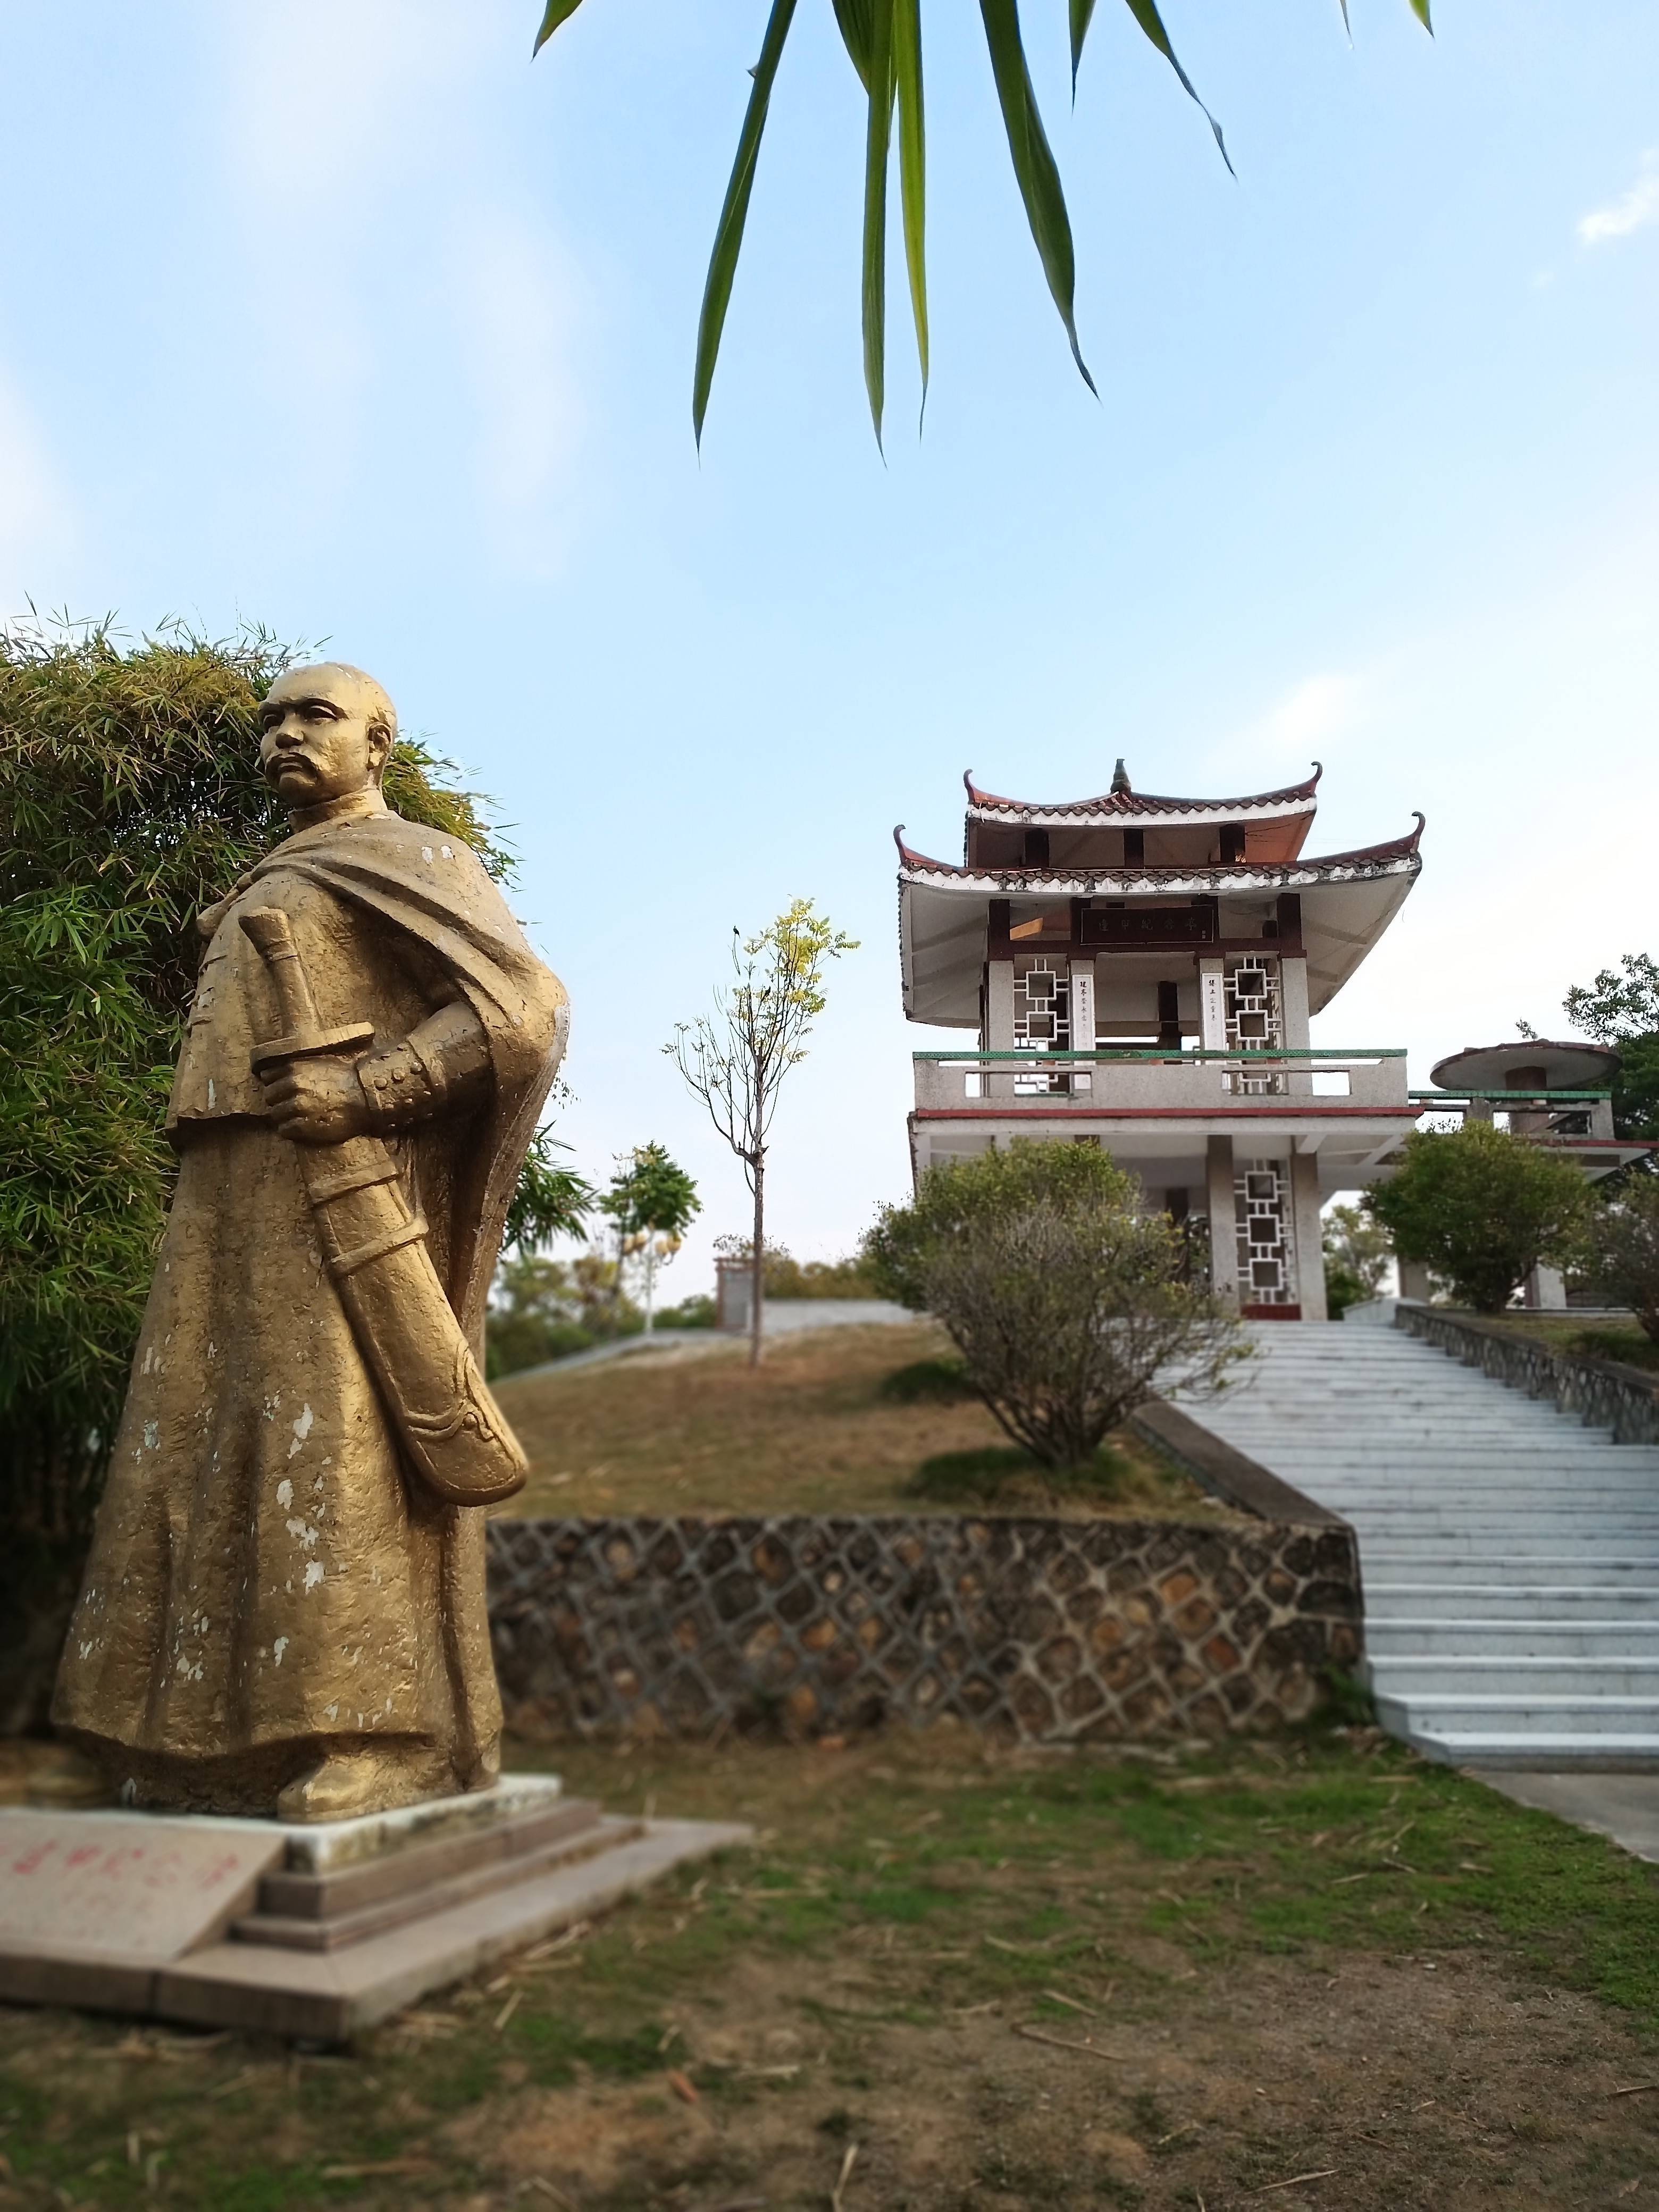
[899,854,1421,1026]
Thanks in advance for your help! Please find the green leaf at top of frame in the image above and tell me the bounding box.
[1118,0,1233,174]
[832,0,876,90]
[693,0,801,447]
[860,0,898,446]
[979,0,1095,396]
[532,0,586,57]
[1338,0,1435,36]
[894,0,929,405]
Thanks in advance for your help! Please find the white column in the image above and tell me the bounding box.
[1279,956,1311,1045]
[1069,961,1095,1092]
[1197,958,1227,1051]
[1280,954,1312,1097]
[985,959,1016,1046]
[1525,1264,1568,1310]
[986,959,1016,1101]
[1290,1150,1328,1321]
[1206,1134,1238,1309]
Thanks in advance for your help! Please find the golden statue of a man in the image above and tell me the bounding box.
[53,666,567,1822]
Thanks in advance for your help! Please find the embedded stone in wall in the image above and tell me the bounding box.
[487,1512,1361,1748]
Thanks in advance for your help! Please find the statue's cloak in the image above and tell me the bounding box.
[53,805,566,1797]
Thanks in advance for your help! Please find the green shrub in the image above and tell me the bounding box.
[908,1443,1134,1506]
[1363,1121,1590,1314]
[864,1140,1243,1471]
[486,1251,643,1377]
[878,1356,974,1404]
[1582,1178,1659,1342]
[1322,1200,1393,1318]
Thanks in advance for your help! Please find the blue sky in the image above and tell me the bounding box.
[3,2,1656,1288]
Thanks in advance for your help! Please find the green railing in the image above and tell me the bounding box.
[1408,1088,1612,1102]
[914,1046,1407,1064]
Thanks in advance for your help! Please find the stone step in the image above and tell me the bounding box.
[1376,1690,1659,1736]
[1347,1529,1659,1548]
[1345,1519,1659,1535]
[1370,1656,1659,1698]
[233,1803,632,1954]
[1224,1443,1632,1459]
[1310,1497,1658,1512]
[1365,1619,1659,1657]
[1175,1320,1659,1765]
[1238,1452,1631,1467]
[1364,1582,1659,1616]
[1402,1730,1659,1770]
[1360,1553,1659,1574]
[1360,1558,1659,1576]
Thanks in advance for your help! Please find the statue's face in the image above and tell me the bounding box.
[258,671,391,808]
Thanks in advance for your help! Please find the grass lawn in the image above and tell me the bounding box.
[491,1323,1228,1523]
[1479,1314,1659,1375]
[3,1729,1658,2209]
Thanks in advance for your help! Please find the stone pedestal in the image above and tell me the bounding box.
[0,1776,746,2041]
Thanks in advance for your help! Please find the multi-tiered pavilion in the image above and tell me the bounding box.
[895,761,1425,1320]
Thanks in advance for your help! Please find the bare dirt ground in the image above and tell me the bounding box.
[3,1727,1657,2210]
[491,1322,1215,1522]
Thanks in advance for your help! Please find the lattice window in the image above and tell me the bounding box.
[1234,1159,1296,1306]
[1224,957,1283,1095]
[1012,955,1070,1094]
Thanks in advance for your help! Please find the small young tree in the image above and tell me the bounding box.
[668,900,856,1366]
[864,1140,1243,1470]
[601,1142,701,1333]
[1322,1201,1394,1319]
[1364,1121,1589,1314]
[1583,1180,1659,1342]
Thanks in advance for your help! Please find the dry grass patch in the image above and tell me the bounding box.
[492,1321,1217,1522]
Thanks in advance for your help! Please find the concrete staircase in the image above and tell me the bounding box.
[1182,1320,1659,1767]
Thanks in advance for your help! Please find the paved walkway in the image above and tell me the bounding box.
[1477,1771,1659,1865]
[503,1299,915,1381]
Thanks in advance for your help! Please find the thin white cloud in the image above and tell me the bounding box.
[1260,672,1363,751]
[449,212,586,564]
[0,370,72,608]
[1578,151,1659,246]
[212,1,480,490]
[225,0,469,214]
[1200,671,1367,785]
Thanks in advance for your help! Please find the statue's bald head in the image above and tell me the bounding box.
[258,663,399,812]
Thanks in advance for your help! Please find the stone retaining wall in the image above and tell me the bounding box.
[486,1507,1362,1747]
[1395,1304,1659,1445]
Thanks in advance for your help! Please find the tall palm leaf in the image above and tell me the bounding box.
[533,1,1434,443]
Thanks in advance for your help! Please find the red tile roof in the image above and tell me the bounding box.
[962,760,1323,820]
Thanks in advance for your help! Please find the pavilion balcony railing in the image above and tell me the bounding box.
[912,1048,1410,1113]
[1409,1088,1618,1141]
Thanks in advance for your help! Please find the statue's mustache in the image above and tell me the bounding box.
[266,747,322,777]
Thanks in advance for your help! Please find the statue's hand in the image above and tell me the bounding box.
[259,1056,371,1145]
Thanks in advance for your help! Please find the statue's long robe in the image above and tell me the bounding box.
[53,802,566,1793]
